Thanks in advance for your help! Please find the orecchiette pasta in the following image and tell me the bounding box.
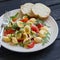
[3,36,11,42]
[29,18,36,23]
[39,30,47,38]
[12,37,18,44]
[17,21,24,27]
[24,25,31,34]
[40,26,48,31]
[15,33,22,39]
[22,33,28,40]
[34,37,42,43]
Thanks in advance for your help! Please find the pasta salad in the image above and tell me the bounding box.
[3,13,50,49]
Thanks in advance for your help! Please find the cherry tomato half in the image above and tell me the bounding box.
[4,29,15,36]
[37,24,44,29]
[27,41,35,48]
[31,24,39,33]
[20,18,28,22]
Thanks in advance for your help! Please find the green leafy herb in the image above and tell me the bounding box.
[8,34,15,38]
[4,26,9,30]
[36,19,50,28]
[37,19,44,24]
[42,32,50,45]
[47,32,50,35]
[43,23,50,28]
[42,37,49,45]
[19,42,24,47]
[12,23,19,30]
[10,12,18,19]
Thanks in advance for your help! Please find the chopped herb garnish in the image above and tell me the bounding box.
[4,26,9,30]
[12,23,19,30]
[19,42,24,47]
[10,12,18,20]
[42,32,50,45]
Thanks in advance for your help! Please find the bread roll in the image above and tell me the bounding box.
[20,3,34,17]
[32,3,51,20]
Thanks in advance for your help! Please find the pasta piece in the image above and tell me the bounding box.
[23,39,29,43]
[24,25,31,34]
[34,37,42,43]
[40,26,48,31]
[3,36,11,43]
[39,30,47,38]
[23,34,31,43]
[17,21,24,27]
[12,37,18,44]
[29,18,36,23]
[23,39,31,47]
[15,33,22,40]
[22,33,28,40]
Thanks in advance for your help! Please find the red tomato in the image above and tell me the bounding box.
[31,24,39,33]
[4,29,15,36]
[27,41,35,48]
[20,18,28,22]
[12,18,17,22]
[37,24,43,29]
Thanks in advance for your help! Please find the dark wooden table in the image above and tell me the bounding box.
[0,0,60,60]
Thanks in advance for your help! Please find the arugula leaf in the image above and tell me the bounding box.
[4,26,9,30]
[46,32,50,39]
[15,13,18,17]
[36,19,50,28]
[37,19,44,24]
[42,38,48,45]
[43,23,50,28]
[12,23,19,30]
[42,32,50,45]
[10,12,18,19]
[19,42,24,47]
[35,19,44,25]
[47,32,50,35]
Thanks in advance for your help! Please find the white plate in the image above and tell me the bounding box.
[0,9,58,52]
